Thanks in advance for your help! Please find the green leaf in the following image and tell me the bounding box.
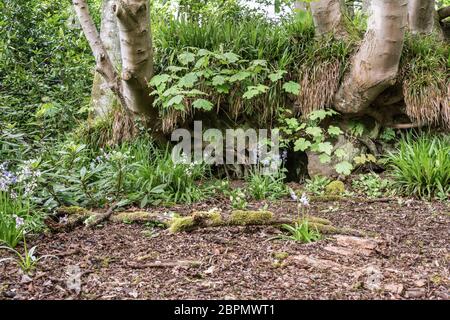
[334,148,346,159]
[167,95,184,107]
[294,138,311,152]
[282,81,301,95]
[178,72,198,88]
[268,70,287,82]
[212,75,226,86]
[150,74,171,87]
[328,125,343,136]
[317,142,333,155]
[308,110,327,121]
[223,52,240,63]
[243,85,268,99]
[229,71,251,82]
[305,126,322,138]
[192,99,213,111]
[335,161,353,176]
[166,66,186,73]
[178,52,196,65]
[319,154,331,164]
[194,56,209,69]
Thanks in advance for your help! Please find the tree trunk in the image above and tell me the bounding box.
[91,0,122,119]
[334,0,408,114]
[310,0,348,37]
[72,0,126,108]
[408,0,436,34]
[113,0,155,117]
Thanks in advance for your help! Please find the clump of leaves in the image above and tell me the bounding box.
[278,109,353,175]
[352,173,392,198]
[387,133,450,200]
[277,221,321,243]
[304,175,331,195]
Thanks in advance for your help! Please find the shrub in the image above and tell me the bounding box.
[352,173,392,198]
[387,133,450,200]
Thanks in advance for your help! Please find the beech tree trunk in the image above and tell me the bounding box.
[310,0,348,37]
[408,0,436,34]
[333,0,408,114]
[73,0,164,141]
[113,0,155,117]
[91,0,121,118]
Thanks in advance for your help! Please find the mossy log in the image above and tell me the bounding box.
[49,207,365,237]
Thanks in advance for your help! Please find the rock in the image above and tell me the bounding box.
[307,135,363,178]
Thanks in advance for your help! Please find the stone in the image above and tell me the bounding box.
[307,135,364,178]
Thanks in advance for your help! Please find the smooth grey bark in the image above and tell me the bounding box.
[408,0,436,34]
[113,0,155,118]
[334,0,408,114]
[310,0,348,37]
[91,0,122,118]
[72,0,125,108]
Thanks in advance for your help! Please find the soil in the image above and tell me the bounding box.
[1,194,449,300]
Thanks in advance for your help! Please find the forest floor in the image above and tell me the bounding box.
[1,194,449,300]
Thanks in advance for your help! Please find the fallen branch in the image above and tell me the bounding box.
[438,6,450,20]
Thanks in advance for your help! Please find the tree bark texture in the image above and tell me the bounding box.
[334,0,408,114]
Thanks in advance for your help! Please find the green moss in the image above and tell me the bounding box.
[228,210,274,226]
[111,211,168,225]
[325,181,345,195]
[273,251,289,261]
[192,210,223,226]
[57,206,89,216]
[168,216,195,233]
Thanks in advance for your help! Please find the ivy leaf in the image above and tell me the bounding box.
[178,73,198,88]
[334,148,347,159]
[328,125,343,136]
[212,75,226,86]
[317,142,333,155]
[192,99,213,111]
[268,70,287,82]
[167,95,184,107]
[294,138,311,152]
[178,52,196,65]
[282,81,301,95]
[229,71,251,82]
[305,126,322,138]
[319,154,331,164]
[335,161,353,176]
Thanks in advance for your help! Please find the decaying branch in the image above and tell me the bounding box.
[438,6,450,20]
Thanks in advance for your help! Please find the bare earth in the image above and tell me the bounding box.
[1,196,449,300]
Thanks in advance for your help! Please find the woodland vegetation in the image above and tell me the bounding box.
[0,0,449,300]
